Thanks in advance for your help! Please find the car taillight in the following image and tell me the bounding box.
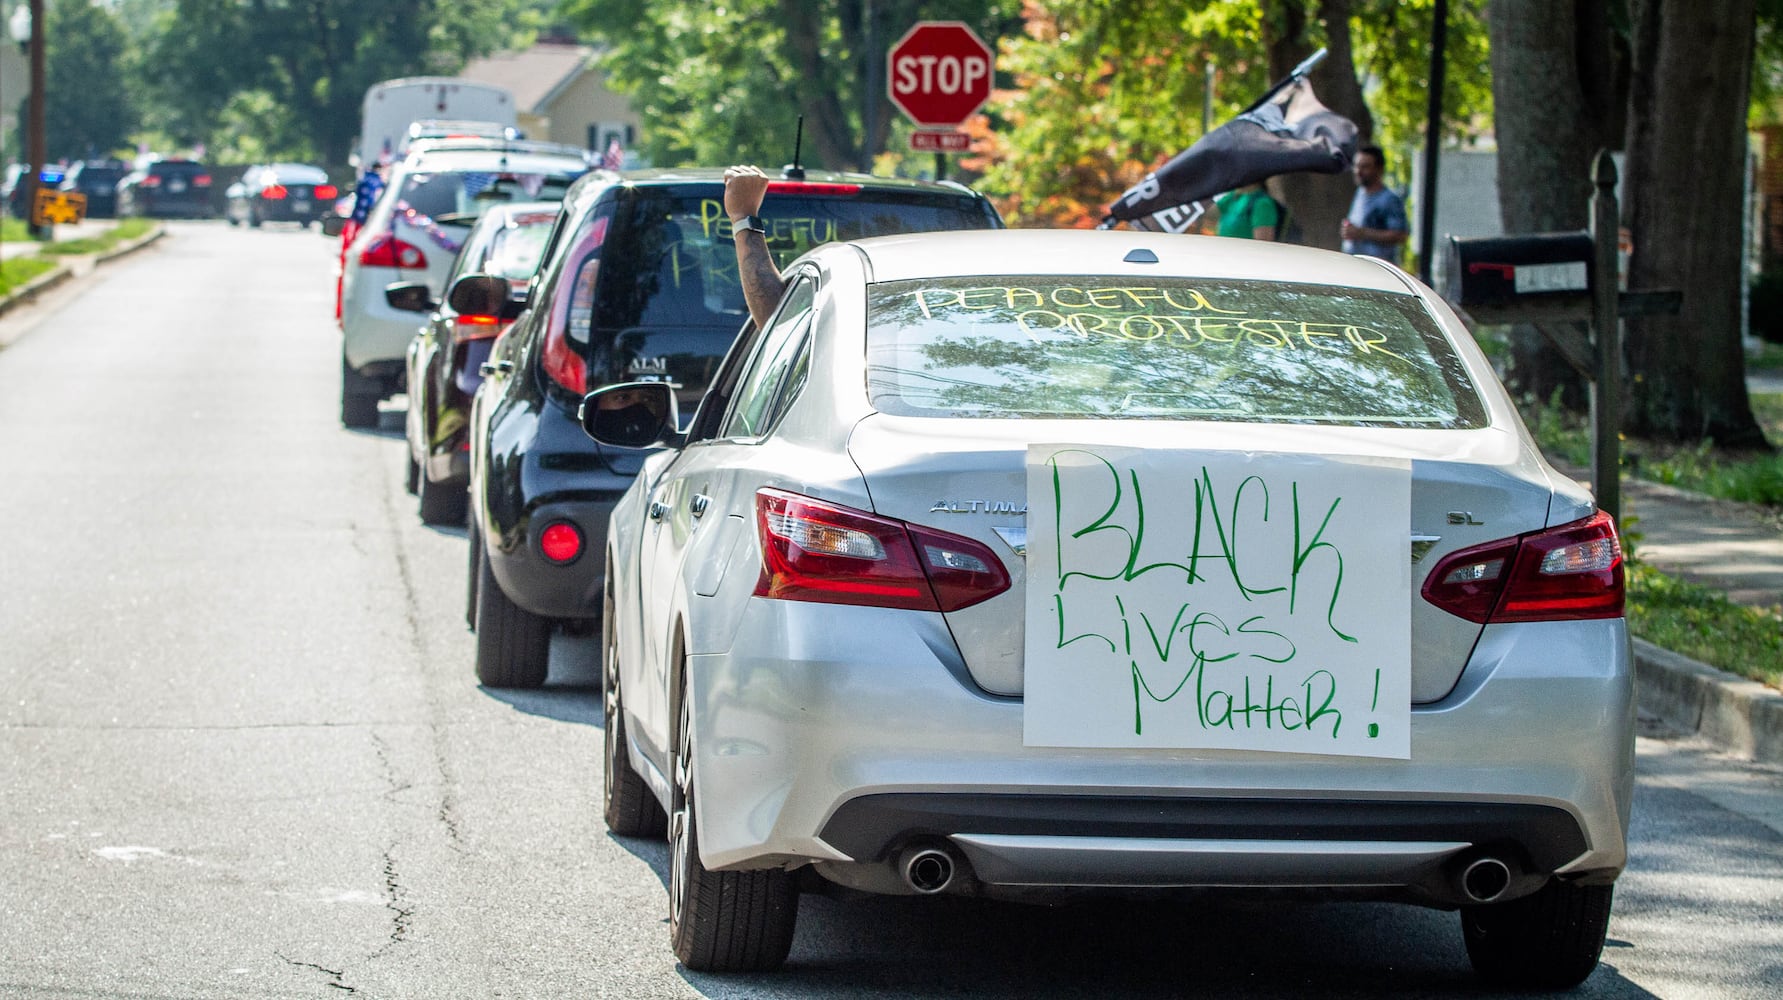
[754,489,1010,612]
[359,234,428,269]
[765,181,861,196]
[539,319,586,394]
[452,315,503,341]
[263,184,288,200]
[1421,511,1624,624]
[539,521,583,564]
[315,184,338,200]
[194,174,212,187]
[140,175,161,188]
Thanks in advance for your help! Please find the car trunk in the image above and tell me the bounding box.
[848,415,1558,703]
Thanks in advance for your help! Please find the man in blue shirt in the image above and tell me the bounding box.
[1340,145,1409,263]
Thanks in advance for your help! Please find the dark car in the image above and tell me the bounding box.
[389,200,562,525]
[464,167,1004,688]
[116,159,214,219]
[60,160,130,218]
[4,163,67,220]
[225,163,339,228]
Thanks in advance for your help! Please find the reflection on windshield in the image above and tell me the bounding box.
[866,277,1485,428]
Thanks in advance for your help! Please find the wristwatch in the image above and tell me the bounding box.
[731,214,767,235]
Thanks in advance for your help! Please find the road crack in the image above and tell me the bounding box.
[275,952,359,993]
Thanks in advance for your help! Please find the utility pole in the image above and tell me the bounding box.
[25,0,47,239]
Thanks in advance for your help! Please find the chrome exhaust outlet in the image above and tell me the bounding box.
[899,846,955,895]
[1460,856,1513,903]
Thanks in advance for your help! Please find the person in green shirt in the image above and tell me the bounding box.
[1214,183,1281,240]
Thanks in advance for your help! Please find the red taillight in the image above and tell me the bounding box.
[140,175,161,188]
[315,184,338,200]
[753,489,1010,612]
[262,184,288,200]
[765,181,861,196]
[194,174,212,187]
[453,315,503,341]
[1422,511,1624,624]
[359,234,428,269]
[539,521,583,564]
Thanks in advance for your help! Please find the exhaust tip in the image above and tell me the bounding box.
[900,847,955,895]
[1461,856,1512,903]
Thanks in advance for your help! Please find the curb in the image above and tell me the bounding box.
[1635,637,1783,765]
[0,224,165,321]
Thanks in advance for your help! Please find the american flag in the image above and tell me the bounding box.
[462,172,498,197]
[602,137,624,170]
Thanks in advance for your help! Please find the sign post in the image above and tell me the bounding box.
[887,21,993,181]
[32,188,85,226]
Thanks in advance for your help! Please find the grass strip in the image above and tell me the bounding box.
[0,255,58,296]
[1627,560,1783,690]
[38,218,159,257]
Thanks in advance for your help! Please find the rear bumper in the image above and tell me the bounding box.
[342,267,429,370]
[677,606,1635,905]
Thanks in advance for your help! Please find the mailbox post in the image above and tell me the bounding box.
[1443,151,1678,525]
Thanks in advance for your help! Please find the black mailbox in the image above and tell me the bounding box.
[1443,232,1594,309]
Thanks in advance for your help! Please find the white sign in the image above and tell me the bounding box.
[1024,447,1412,758]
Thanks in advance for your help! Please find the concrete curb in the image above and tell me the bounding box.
[1635,637,1783,764]
[92,225,166,265]
[0,224,165,321]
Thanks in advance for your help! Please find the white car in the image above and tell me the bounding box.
[586,230,1634,984]
[337,139,591,426]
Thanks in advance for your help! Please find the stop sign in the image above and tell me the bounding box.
[887,21,994,129]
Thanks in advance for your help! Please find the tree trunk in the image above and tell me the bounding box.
[1485,0,1622,410]
[1266,0,1368,252]
[1623,0,1769,448]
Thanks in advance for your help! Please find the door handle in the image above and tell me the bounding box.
[479,360,514,377]
[648,499,670,521]
[689,494,711,518]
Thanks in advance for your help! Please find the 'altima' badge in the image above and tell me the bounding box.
[931,500,1028,515]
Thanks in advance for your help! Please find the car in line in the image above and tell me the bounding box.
[462,168,1004,689]
[584,228,1634,985]
[3,163,67,219]
[225,163,339,228]
[335,138,592,427]
[116,158,214,219]
[60,159,130,218]
[388,200,562,525]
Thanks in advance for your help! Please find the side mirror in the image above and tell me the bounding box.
[578,382,679,449]
[321,215,345,237]
[385,282,436,313]
[447,273,513,318]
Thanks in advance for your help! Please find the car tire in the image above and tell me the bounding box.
[1461,879,1613,989]
[473,546,550,688]
[404,451,420,495]
[466,520,481,631]
[417,472,467,526]
[603,582,666,838]
[340,356,381,429]
[248,208,262,228]
[669,663,798,972]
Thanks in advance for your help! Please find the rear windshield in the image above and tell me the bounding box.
[865,277,1485,427]
[150,161,206,176]
[396,167,583,222]
[480,212,558,280]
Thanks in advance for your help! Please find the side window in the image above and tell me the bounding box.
[719,275,817,439]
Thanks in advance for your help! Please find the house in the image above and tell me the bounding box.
[458,37,643,164]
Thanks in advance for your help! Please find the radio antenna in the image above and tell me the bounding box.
[784,115,806,180]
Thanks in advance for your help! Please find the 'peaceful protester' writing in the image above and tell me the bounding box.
[1022,446,1413,758]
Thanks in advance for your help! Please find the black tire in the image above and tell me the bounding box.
[1462,879,1614,989]
[465,520,481,631]
[248,208,262,228]
[417,472,467,526]
[669,664,797,971]
[473,545,550,688]
[404,451,420,495]
[340,356,380,428]
[603,580,667,837]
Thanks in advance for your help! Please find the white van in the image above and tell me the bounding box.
[356,78,517,168]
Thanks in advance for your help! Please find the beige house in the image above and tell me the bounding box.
[459,40,643,163]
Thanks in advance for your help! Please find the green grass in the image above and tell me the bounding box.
[0,255,57,296]
[1748,340,1783,371]
[1627,560,1783,689]
[37,218,158,257]
[0,216,31,242]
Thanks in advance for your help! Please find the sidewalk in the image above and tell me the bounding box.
[0,217,111,260]
[0,218,163,324]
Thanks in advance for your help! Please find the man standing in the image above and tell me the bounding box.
[1339,145,1409,263]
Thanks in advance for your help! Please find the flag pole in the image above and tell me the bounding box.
[1240,47,1328,115]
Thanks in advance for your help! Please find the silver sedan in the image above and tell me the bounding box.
[583,230,1634,985]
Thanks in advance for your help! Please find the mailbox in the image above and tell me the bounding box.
[1443,232,1594,309]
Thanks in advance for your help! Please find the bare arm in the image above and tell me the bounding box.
[724,165,786,328]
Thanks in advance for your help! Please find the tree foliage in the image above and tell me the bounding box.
[42,0,138,159]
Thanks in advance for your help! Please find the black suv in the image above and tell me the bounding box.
[464,167,1003,687]
[60,160,130,218]
[116,159,214,219]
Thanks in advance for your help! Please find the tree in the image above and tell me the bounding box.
[44,0,139,159]
[558,0,1020,171]
[1622,0,1769,447]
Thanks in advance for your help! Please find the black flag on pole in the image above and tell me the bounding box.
[1103,61,1358,233]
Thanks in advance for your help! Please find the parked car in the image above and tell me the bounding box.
[584,229,1634,983]
[388,200,562,524]
[115,159,214,219]
[4,163,68,220]
[336,138,592,427]
[60,159,130,218]
[462,167,1003,690]
[225,163,339,228]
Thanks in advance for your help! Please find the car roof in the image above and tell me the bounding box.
[403,137,591,161]
[404,145,592,174]
[611,166,984,198]
[841,229,1417,293]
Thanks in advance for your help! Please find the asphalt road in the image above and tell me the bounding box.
[1,221,1780,999]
